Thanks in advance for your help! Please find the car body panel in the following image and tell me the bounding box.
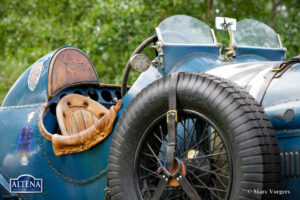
[0,15,298,199]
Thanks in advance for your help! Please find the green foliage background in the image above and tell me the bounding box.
[0,0,299,105]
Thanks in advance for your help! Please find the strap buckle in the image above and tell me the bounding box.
[167,110,178,123]
[272,63,286,72]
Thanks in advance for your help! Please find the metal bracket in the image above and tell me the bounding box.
[151,41,164,69]
[223,29,235,61]
[272,63,286,72]
[104,186,110,200]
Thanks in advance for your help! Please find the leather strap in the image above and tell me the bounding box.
[176,172,201,200]
[150,176,169,200]
[153,73,202,200]
[274,55,300,78]
[256,66,277,104]
[166,73,179,170]
[257,56,300,104]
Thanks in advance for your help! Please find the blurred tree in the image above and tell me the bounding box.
[0,0,299,104]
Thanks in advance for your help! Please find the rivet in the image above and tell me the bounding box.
[165,178,168,181]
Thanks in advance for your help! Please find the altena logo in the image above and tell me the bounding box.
[10,174,42,193]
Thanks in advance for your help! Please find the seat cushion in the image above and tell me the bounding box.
[56,94,108,136]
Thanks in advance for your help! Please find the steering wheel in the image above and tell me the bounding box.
[121,35,158,97]
[121,32,192,97]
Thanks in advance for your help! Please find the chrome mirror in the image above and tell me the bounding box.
[215,17,237,31]
[215,17,237,61]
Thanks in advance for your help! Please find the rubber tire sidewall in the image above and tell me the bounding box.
[108,73,280,200]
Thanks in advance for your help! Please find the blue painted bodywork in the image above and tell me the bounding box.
[0,47,165,200]
[2,52,54,107]
[235,46,285,61]
[162,45,219,74]
[0,17,298,199]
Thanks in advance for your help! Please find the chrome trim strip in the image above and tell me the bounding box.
[277,33,283,48]
[0,103,44,110]
[210,29,217,44]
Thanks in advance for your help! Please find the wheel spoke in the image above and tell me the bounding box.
[153,132,164,144]
[136,111,232,200]
[159,125,168,157]
[142,152,163,164]
[198,122,209,144]
[186,118,196,149]
[210,163,230,176]
[188,118,197,147]
[211,177,223,199]
[189,170,223,200]
[187,163,230,179]
[139,164,162,179]
[212,130,217,153]
[146,142,164,168]
[181,123,209,156]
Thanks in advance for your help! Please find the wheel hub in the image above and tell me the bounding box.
[166,159,186,187]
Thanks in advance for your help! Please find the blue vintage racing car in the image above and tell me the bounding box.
[0,15,299,200]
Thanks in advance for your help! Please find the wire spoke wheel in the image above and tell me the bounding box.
[135,109,232,200]
[108,73,281,200]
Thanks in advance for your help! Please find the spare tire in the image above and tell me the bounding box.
[108,73,281,200]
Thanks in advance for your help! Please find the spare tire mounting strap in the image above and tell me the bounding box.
[166,73,179,170]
